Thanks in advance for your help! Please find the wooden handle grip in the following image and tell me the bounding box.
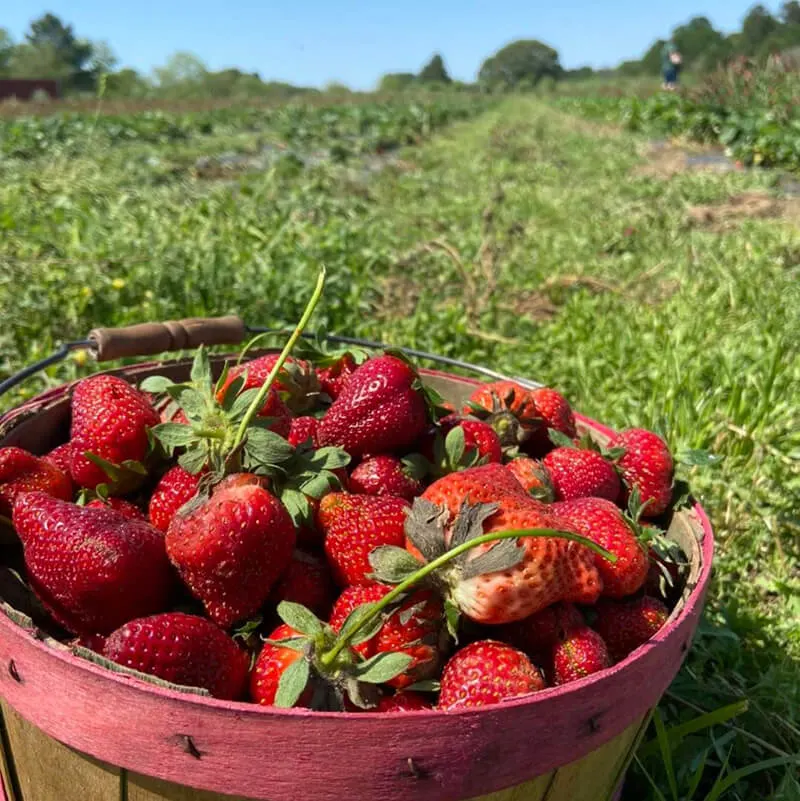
[88,316,247,362]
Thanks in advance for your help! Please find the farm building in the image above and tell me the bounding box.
[0,79,60,101]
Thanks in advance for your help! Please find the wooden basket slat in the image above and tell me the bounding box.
[0,701,121,801]
[127,773,251,801]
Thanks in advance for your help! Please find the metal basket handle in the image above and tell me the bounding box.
[0,317,542,398]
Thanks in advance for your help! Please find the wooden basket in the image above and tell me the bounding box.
[0,344,714,801]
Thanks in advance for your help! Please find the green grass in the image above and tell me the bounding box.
[1,97,799,798]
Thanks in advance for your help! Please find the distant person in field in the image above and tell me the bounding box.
[662,41,682,90]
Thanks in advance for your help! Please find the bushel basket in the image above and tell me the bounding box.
[0,317,714,801]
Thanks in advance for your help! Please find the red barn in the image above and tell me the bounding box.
[0,79,60,101]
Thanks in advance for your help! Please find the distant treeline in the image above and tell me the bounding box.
[2,5,800,101]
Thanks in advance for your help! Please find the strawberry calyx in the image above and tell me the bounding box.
[80,452,149,496]
[265,600,412,710]
[424,425,487,478]
[466,392,533,452]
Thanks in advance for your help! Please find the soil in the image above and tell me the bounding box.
[687,192,800,232]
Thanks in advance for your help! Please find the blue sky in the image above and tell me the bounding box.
[6,2,783,89]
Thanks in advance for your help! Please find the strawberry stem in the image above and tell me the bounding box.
[318,527,615,667]
[230,267,326,453]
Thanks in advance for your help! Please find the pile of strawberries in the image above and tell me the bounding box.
[0,339,684,713]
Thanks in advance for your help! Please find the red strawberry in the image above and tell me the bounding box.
[287,416,320,448]
[328,583,391,658]
[0,447,73,516]
[403,487,602,625]
[375,589,445,689]
[103,612,250,700]
[316,355,429,458]
[608,429,673,517]
[419,415,503,474]
[592,597,669,662]
[69,375,159,492]
[270,550,335,617]
[86,497,145,521]
[166,474,295,627]
[523,387,577,456]
[437,640,545,710]
[553,497,648,599]
[496,602,584,662]
[217,354,320,415]
[349,455,423,501]
[317,354,358,400]
[251,623,312,706]
[505,457,554,502]
[463,381,538,450]
[551,626,611,684]
[42,443,76,490]
[373,691,432,712]
[13,492,172,634]
[319,493,409,586]
[421,462,533,519]
[148,465,203,533]
[541,447,620,502]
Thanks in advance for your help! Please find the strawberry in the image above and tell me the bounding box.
[375,589,445,689]
[348,455,423,501]
[287,416,320,448]
[0,447,73,516]
[13,492,172,634]
[373,691,432,712]
[316,355,430,458]
[463,380,538,451]
[378,491,601,626]
[103,612,250,700]
[419,415,503,475]
[166,474,295,627]
[437,640,545,710]
[319,493,409,586]
[317,354,358,400]
[542,447,620,503]
[148,465,203,533]
[217,353,320,415]
[592,597,669,662]
[86,497,145,521]
[523,387,577,456]
[505,457,554,502]
[270,550,335,617]
[69,375,159,493]
[496,602,584,662]
[328,583,391,658]
[551,626,611,684]
[251,623,312,707]
[608,429,673,517]
[553,497,648,599]
[421,462,533,518]
[42,443,76,491]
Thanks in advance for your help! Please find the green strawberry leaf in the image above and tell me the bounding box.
[369,546,423,584]
[262,636,309,652]
[178,447,209,476]
[351,652,413,684]
[219,375,246,411]
[229,387,263,421]
[214,361,231,396]
[279,488,312,527]
[274,657,311,708]
[401,453,429,482]
[548,428,576,449]
[405,679,441,693]
[338,601,387,646]
[297,472,336,500]
[277,601,325,637]
[444,600,461,642]
[151,422,196,453]
[444,425,466,467]
[243,428,295,468]
[170,386,208,421]
[190,346,213,393]
[233,615,263,641]
[139,375,176,395]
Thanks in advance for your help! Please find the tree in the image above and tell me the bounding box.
[478,40,561,88]
[0,28,13,76]
[782,1,800,25]
[741,5,779,54]
[418,53,451,83]
[154,51,207,91]
[88,41,117,75]
[640,39,667,74]
[105,68,151,97]
[672,17,726,68]
[25,13,93,82]
[378,72,416,92]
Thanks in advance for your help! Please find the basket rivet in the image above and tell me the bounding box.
[177,734,202,759]
[7,660,22,684]
[587,715,601,733]
[407,757,428,780]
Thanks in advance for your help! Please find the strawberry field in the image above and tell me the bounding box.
[0,93,799,800]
